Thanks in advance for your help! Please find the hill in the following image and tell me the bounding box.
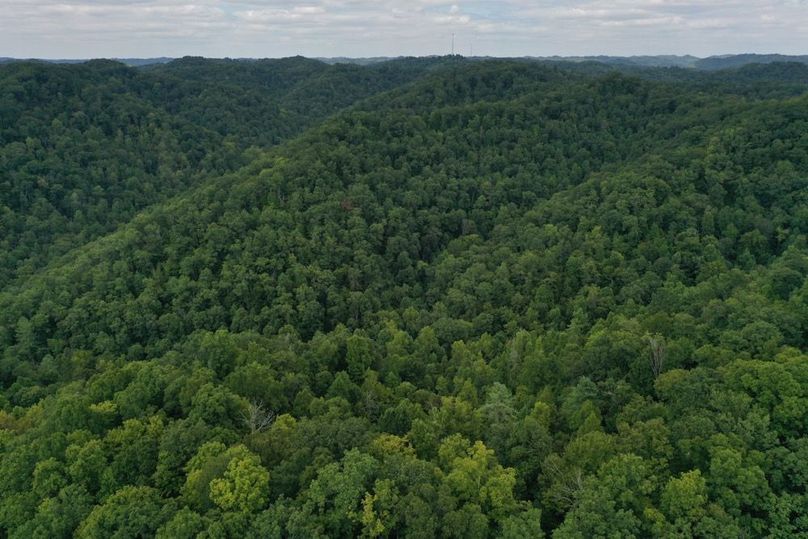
[696,53,808,70]
[0,57,440,288]
[1,58,807,537]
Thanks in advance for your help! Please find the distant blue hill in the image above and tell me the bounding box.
[2,54,807,70]
[694,53,808,70]
[0,57,173,66]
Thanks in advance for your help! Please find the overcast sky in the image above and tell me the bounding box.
[3,0,807,59]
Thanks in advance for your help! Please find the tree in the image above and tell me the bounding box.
[242,399,276,434]
[554,455,658,539]
[209,451,270,513]
[76,486,174,539]
[646,334,666,378]
[654,469,739,537]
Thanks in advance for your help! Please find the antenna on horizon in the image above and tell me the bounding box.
[452,33,455,56]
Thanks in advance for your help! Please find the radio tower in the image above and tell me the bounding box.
[452,33,455,55]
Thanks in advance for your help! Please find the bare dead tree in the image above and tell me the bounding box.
[646,334,666,378]
[544,457,585,510]
[243,399,276,434]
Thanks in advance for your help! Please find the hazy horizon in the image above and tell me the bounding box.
[3,53,808,63]
[3,1,808,60]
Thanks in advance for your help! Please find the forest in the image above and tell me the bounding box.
[1,56,807,538]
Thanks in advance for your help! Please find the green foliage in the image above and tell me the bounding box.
[1,56,808,537]
[209,449,270,513]
[76,486,174,538]
[0,57,437,289]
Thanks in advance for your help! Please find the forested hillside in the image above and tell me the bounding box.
[1,57,808,538]
[694,53,808,70]
[0,57,440,288]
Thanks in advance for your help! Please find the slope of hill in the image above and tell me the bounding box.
[0,57,174,66]
[0,57,439,288]
[0,59,807,537]
[539,54,699,68]
[696,53,808,70]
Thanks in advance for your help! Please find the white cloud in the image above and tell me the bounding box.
[1,0,806,58]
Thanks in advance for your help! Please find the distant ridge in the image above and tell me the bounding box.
[536,55,699,68]
[304,53,808,71]
[314,56,399,65]
[694,53,808,70]
[2,53,808,70]
[0,56,173,66]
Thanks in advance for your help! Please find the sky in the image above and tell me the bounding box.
[2,0,808,59]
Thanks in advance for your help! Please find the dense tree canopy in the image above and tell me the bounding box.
[0,56,442,288]
[1,56,807,537]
